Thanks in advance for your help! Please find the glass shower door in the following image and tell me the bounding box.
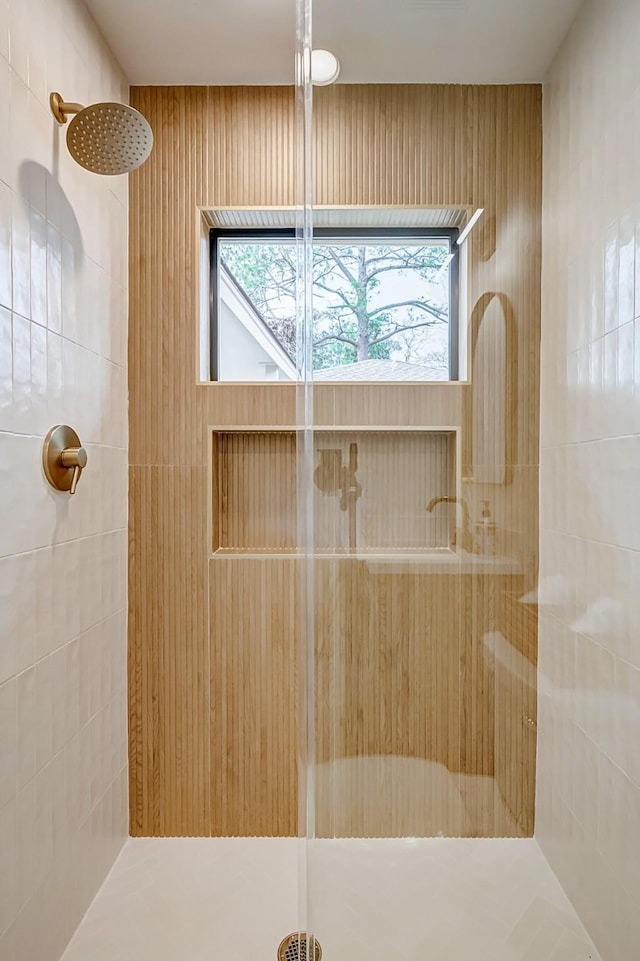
[294,0,315,959]
[297,4,568,959]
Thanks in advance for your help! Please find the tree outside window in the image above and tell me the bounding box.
[216,231,457,381]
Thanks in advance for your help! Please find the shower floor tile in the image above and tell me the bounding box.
[59,837,602,961]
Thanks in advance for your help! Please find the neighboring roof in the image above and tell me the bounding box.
[314,359,448,382]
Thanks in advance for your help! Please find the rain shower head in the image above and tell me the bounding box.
[50,92,153,176]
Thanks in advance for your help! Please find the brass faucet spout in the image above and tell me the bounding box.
[425,495,474,553]
[426,495,451,512]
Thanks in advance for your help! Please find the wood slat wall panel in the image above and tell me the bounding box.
[313,432,455,552]
[211,430,455,554]
[129,83,542,837]
[209,557,299,836]
[314,564,465,837]
[319,562,529,838]
[128,466,209,835]
[216,432,298,552]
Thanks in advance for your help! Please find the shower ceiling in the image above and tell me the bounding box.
[84,0,582,85]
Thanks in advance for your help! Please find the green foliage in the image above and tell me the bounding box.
[220,239,449,372]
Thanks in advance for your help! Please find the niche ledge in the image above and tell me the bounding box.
[210,427,458,556]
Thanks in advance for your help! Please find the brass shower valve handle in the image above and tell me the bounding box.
[42,426,88,495]
[60,446,88,495]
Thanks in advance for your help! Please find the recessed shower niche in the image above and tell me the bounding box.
[210,428,457,555]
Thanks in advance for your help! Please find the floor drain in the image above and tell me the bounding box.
[277,933,322,961]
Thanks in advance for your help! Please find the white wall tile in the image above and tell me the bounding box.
[0,181,12,310]
[0,797,17,937]
[540,2,640,959]
[0,0,128,956]
[15,777,36,911]
[34,655,53,770]
[16,666,36,790]
[0,678,17,807]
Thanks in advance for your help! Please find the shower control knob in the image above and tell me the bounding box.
[42,426,88,495]
[60,446,88,494]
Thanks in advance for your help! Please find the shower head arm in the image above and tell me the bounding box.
[50,92,84,125]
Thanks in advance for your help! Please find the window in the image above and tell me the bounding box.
[210,228,459,382]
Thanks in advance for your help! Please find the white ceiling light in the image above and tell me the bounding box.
[311,49,341,86]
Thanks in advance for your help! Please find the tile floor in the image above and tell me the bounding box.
[59,837,602,961]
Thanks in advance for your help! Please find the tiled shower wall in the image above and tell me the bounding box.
[0,0,129,958]
[539,0,640,958]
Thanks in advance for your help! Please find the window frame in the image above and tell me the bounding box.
[209,226,460,382]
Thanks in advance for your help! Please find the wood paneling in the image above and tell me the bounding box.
[209,557,299,836]
[212,429,456,554]
[215,432,297,552]
[314,564,530,838]
[313,431,455,552]
[206,553,533,838]
[129,466,209,835]
[129,84,542,838]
